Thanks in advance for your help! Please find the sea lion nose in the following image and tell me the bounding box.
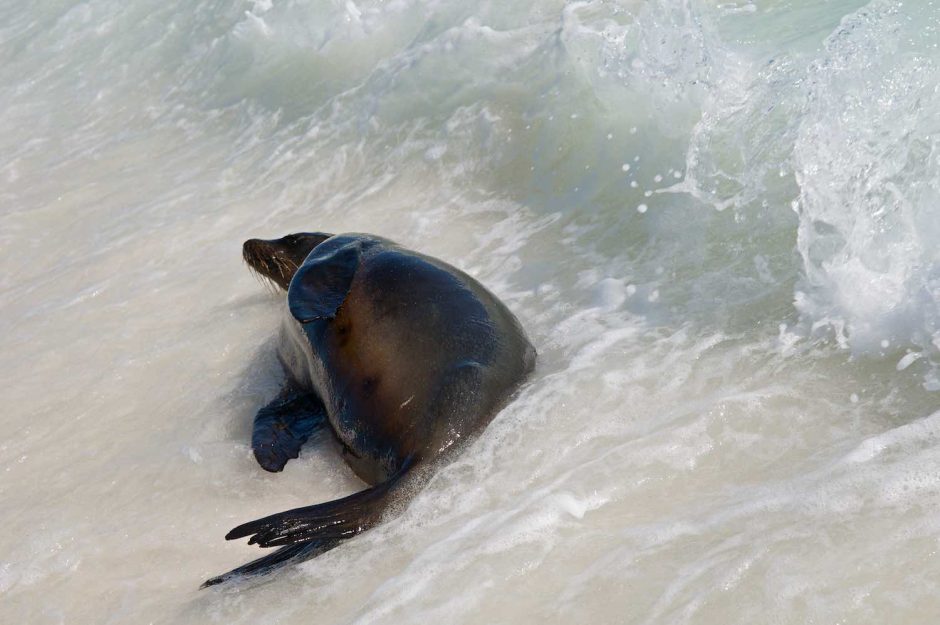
[242,238,274,265]
[242,238,276,273]
[243,238,265,256]
[242,237,295,290]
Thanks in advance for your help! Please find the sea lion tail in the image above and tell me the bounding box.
[201,539,340,588]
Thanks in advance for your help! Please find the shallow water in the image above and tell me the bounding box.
[2,0,940,622]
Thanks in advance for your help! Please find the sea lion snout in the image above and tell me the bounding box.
[242,232,333,290]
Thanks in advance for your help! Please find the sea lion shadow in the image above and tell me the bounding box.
[217,337,282,442]
[206,287,285,442]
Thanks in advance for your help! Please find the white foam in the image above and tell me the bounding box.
[3,0,940,623]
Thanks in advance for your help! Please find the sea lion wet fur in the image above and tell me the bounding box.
[203,232,535,586]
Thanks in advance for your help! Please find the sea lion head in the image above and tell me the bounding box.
[243,232,333,290]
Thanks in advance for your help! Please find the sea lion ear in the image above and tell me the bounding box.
[288,241,362,323]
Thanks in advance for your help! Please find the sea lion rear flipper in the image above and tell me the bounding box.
[201,538,342,588]
[252,390,327,472]
[225,459,415,548]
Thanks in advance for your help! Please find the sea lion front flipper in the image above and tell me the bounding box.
[225,459,415,547]
[288,239,362,323]
[252,390,327,472]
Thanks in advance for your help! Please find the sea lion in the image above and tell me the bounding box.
[203,232,536,586]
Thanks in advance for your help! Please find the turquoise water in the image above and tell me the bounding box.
[2,0,939,622]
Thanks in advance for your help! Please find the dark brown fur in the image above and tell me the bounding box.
[203,232,535,587]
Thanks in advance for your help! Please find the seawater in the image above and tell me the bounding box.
[2,0,940,623]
